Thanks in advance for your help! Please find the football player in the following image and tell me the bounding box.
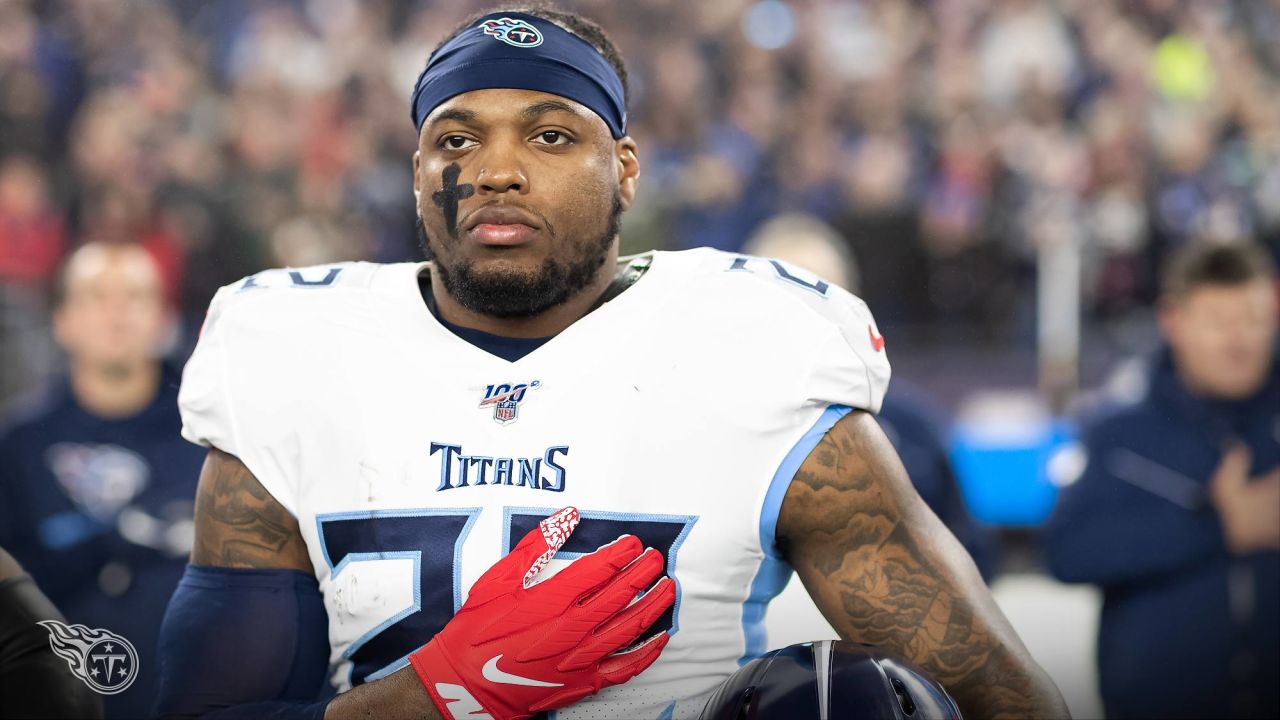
[155,7,1068,720]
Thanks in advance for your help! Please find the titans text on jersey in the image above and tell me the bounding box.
[430,442,569,492]
[178,248,890,720]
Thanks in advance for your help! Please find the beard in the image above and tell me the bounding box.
[418,192,622,319]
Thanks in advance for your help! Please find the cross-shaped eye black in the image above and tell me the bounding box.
[432,162,475,238]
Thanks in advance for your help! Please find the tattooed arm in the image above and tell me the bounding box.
[172,449,441,720]
[191,448,312,570]
[777,411,1068,719]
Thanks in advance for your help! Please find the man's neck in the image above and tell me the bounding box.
[70,360,162,419]
[427,248,620,339]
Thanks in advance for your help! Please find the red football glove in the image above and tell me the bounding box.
[410,507,675,720]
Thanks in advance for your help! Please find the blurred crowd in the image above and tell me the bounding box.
[2,0,1279,400]
[0,3,1277,717]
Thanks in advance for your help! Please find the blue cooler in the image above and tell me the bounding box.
[949,398,1076,527]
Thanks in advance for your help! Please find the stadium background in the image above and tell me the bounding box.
[1,0,1277,717]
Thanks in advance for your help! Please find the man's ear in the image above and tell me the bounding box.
[412,150,422,201]
[1157,296,1183,347]
[616,137,639,211]
[51,304,73,354]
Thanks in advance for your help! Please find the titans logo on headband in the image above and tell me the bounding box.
[480,17,544,48]
[411,12,627,137]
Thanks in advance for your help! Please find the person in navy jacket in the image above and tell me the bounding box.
[0,242,204,719]
[1046,242,1279,719]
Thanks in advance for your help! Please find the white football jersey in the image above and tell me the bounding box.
[179,248,890,719]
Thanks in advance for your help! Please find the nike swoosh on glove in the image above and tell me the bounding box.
[410,506,675,720]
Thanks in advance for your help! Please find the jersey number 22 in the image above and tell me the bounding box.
[317,507,697,685]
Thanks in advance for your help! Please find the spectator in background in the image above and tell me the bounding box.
[1045,242,1279,719]
[0,155,65,400]
[4,0,1280,405]
[0,242,205,719]
[0,156,64,288]
[744,213,998,580]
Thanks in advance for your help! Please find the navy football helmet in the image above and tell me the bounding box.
[700,640,963,720]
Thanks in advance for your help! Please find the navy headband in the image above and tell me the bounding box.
[411,12,627,138]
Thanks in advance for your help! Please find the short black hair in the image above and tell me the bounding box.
[430,3,629,109]
[1161,242,1276,301]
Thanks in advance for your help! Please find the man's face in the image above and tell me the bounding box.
[54,245,168,373]
[413,88,638,318]
[1161,279,1278,399]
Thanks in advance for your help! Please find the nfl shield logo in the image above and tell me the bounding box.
[495,400,519,424]
[479,380,541,425]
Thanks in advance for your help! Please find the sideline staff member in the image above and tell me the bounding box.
[1047,242,1278,719]
[0,243,204,718]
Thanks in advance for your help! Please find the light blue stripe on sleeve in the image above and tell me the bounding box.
[739,404,852,665]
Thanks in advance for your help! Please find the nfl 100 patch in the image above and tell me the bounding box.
[478,380,542,425]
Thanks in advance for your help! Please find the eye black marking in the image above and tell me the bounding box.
[432,162,475,238]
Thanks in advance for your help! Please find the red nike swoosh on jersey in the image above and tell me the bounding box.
[868,325,885,352]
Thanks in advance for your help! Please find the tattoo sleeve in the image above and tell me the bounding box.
[777,411,1068,719]
[191,448,313,571]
